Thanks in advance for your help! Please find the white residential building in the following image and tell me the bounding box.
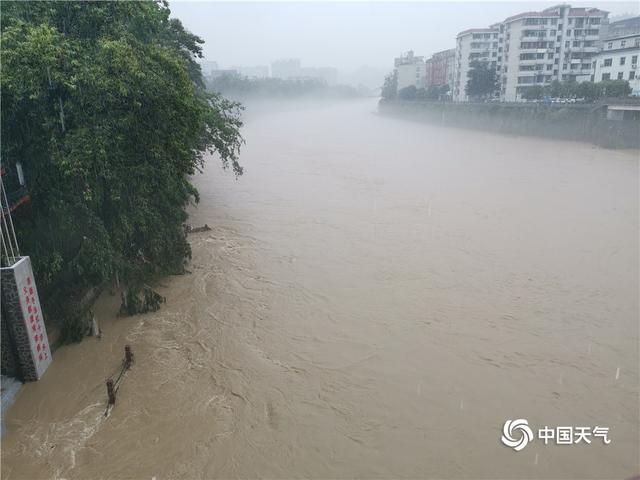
[453,28,499,101]
[234,65,270,78]
[501,5,608,101]
[593,33,640,94]
[271,59,302,79]
[394,50,426,91]
[454,5,610,102]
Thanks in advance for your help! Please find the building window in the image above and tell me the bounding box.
[517,76,534,84]
[630,71,636,80]
[632,55,638,64]
[566,30,571,36]
[602,73,610,80]
[620,57,626,65]
[573,41,580,47]
[635,38,640,47]
[617,72,624,80]
[621,40,626,47]
[603,58,612,67]
[607,42,613,49]
[546,64,553,70]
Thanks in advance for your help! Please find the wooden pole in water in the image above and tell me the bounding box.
[124,345,133,368]
[106,379,116,405]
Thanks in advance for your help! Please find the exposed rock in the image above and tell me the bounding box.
[185,224,211,234]
[119,285,166,316]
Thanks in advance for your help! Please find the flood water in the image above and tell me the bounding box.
[2,98,638,479]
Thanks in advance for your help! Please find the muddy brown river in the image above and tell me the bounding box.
[1,99,638,479]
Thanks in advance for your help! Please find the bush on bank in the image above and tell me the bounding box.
[1,1,244,342]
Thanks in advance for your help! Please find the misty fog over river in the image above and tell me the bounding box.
[2,98,638,479]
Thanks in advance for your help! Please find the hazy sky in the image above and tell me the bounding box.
[169,1,639,71]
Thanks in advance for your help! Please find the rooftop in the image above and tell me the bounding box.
[457,28,498,37]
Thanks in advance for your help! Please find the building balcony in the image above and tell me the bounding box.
[519,47,554,54]
[518,58,543,65]
[521,35,548,41]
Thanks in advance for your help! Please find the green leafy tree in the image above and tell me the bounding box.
[560,80,578,98]
[381,70,398,100]
[521,85,544,100]
[398,85,418,100]
[1,1,244,340]
[465,61,498,100]
[208,74,359,99]
[576,81,599,101]
[545,79,563,98]
[599,79,632,98]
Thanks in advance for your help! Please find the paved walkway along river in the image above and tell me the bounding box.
[1,98,638,478]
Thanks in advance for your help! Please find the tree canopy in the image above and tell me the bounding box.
[208,73,361,99]
[381,71,398,100]
[1,1,244,340]
[465,61,499,100]
[520,79,632,101]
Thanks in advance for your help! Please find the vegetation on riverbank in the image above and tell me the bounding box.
[1,1,244,342]
[378,99,640,149]
[207,73,364,100]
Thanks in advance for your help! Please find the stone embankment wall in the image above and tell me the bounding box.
[378,100,640,149]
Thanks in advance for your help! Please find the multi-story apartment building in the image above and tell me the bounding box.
[395,50,426,90]
[454,5,609,102]
[593,33,640,94]
[453,28,499,101]
[425,49,456,89]
[501,5,608,100]
[604,16,640,38]
[271,59,302,79]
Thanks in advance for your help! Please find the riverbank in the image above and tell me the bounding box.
[378,99,640,148]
